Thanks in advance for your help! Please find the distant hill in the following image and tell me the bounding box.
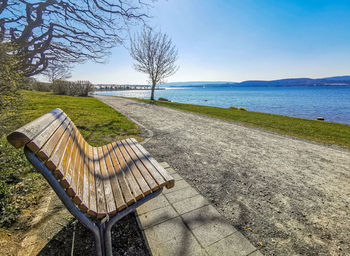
[163,81,237,87]
[163,76,350,87]
[239,76,350,86]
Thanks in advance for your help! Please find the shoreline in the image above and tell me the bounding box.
[93,86,350,125]
[98,95,350,149]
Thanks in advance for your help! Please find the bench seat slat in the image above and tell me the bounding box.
[116,141,152,196]
[53,124,76,179]
[120,140,159,192]
[103,145,127,211]
[125,138,167,188]
[45,122,73,173]
[87,145,98,217]
[129,138,175,189]
[37,117,71,162]
[60,130,81,191]
[93,147,107,219]
[72,139,86,207]
[27,113,67,153]
[97,146,117,216]
[111,142,144,201]
[100,145,127,211]
[67,133,85,197]
[78,141,89,212]
[107,143,136,206]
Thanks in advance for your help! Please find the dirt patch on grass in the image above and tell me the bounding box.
[96,95,350,256]
[2,189,150,256]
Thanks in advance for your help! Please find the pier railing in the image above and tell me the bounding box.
[94,84,164,91]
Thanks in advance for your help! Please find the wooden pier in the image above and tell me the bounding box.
[94,84,165,91]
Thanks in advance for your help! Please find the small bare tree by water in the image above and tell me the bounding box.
[130,29,178,100]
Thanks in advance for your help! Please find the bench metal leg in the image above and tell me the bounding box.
[98,190,162,255]
[24,147,162,256]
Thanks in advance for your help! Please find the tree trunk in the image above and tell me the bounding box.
[151,81,156,100]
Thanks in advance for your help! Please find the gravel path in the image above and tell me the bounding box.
[96,95,350,256]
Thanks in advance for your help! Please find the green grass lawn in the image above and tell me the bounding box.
[17,90,141,146]
[0,90,140,228]
[135,98,350,149]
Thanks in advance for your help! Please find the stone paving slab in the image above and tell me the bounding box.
[139,205,178,229]
[163,179,191,194]
[137,162,263,256]
[137,194,170,215]
[205,231,258,256]
[189,217,237,247]
[149,234,207,256]
[171,173,183,181]
[181,205,224,230]
[172,194,209,215]
[165,186,199,204]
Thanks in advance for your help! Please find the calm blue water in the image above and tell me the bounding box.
[95,85,350,125]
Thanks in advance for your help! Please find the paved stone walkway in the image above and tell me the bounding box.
[137,162,262,256]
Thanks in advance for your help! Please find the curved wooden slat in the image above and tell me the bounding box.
[129,138,175,189]
[66,133,84,196]
[93,147,107,219]
[96,146,117,215]
[75,140,89,212]
[111,142,144,201]
[120,140,159,191]
[124,139,167,189]
[37,117,71,162]
[102,145,127,211]
[7,108,63,148]
[107,143,135,206]
[87,144,98,217]
[45,122,73,176]
[58,127,79,189]
[117,141,151,196]
[27,113,67,153]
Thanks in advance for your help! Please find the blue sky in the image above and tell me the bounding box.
[71,0,350,84]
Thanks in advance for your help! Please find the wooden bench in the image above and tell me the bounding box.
[7,108,174,256]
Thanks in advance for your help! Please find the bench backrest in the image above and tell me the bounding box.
[7,108,83,179]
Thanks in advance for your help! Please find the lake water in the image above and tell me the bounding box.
[95,85,350,125]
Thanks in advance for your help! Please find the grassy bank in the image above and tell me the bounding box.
[135,99,350,149]
[0,90,140,227]
[18,91,141,145]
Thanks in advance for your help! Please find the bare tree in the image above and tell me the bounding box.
[42,60,71,82]
[0,0,151,77]
[130,28,178,100]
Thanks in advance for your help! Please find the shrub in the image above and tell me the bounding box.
[229,106,238,110]
[0,136,29,227]
[0,43,23,116]
[30,81,52,92]
[0,131,48,228]
[239,107,248,111]
[52,80,93,96]
[52,79,69,95]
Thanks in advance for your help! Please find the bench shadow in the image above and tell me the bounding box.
[38,212,150,256]
[51,132,158,182]
[140,200,260,256]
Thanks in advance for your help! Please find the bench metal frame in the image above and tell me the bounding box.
[25,147,162,256]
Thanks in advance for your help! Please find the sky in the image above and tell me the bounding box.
[70,0,350,84]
